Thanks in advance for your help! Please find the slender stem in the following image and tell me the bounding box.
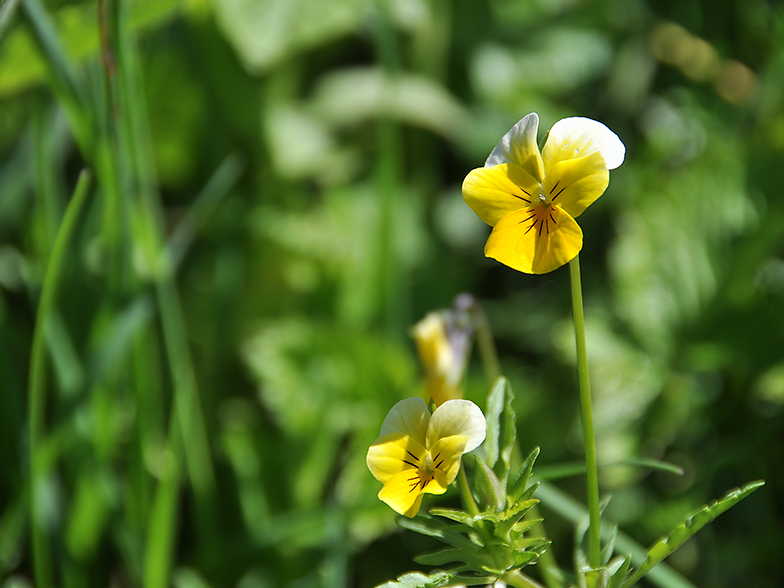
[28,170,93,588]
[568,255,601,569]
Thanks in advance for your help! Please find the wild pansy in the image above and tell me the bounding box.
[462,113,625,274]
[366,397,486,517]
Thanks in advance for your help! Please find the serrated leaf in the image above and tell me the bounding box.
[473,455,505,512]
[509,447,540,505]
[620,480,765,588]
[484,376,516,483]
[374,570,453,588]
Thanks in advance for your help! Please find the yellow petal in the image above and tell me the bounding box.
[484,206,583,274]
[541,116,625,172]
[485,113,545,182]
[462,164,541,227]
[542,151,609,219]
[428,435,470,485]
[426,400,486,453]
[367,433,427,484]
[378,470,426,517]
[379,397,430,446]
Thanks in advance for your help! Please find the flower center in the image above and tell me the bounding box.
[402,450,444,494]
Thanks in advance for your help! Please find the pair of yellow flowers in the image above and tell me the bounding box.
[367,113,625,517]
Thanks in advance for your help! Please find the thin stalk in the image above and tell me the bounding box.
[568,255,601,569]
[28,170,93,588]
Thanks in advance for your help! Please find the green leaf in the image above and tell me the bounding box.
[508,447,540,505]
[484,376,516,483]
[428,508,476,526]
[414,548,466,566]
[396,517,476,551]
[608,555,632,588]
[619,480,765,588]
[374,570,453,588]
[473,455,505,512]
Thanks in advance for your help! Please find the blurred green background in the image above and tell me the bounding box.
[0,0,782,586]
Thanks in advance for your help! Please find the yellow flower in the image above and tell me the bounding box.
[367,397,486,517]
[413,312,465,406]
[462,113,625,274]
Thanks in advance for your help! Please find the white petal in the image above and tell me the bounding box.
[485,113,545,182]
[426,399,486,453]
[379,397,430,446]
[542,117,625,171]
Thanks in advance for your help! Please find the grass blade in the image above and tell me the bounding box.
[27,169,93,588]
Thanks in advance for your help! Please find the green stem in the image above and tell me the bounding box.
[28,170,93,588]
[568,255,601,569]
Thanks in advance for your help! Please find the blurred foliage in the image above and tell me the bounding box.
[0,0,782,587]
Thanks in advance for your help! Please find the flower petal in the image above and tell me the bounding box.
[541,117,625,172]
[379,397,430,446]
[543,151,609,219]
[485,113,545,182]
[426,399,486,453]
[367,433,427,484]
[428,435,469,485]
[462,163,541,227]
[378,470,426,517]
[484,206,582,274]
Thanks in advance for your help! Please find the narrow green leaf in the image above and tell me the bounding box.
[396,517,477,551]
[429,508,475,525]
[509,447,540,505]
[509,516,544,536]
[473,455,505,512]
[27,169,92,588]
[414,548,465,566]
[620,480,765,588]
[608,555,632,588]
[484,375,515,476]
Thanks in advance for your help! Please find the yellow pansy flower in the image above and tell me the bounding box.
[462,113,625,274]
[367,397,486,517]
